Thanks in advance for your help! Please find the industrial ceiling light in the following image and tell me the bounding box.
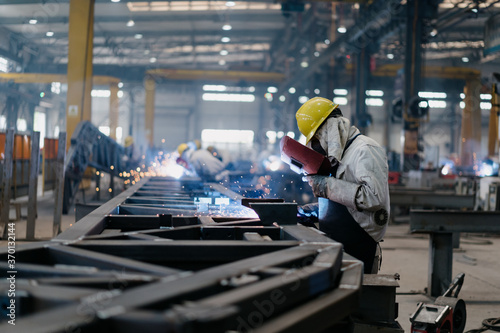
[222,24,232,31]
[220,50,228,56]
[29,19,37,24]
[387,53,394,59]
[126,19,135,27]
[111,0,120,2]
[288,87,296,94]
[462,57,469,63]
[219,59,226,65]
[430,28,438,37]
[314,88,320,94]
[337,26,347,34]
[225,1,235,7]
[149,57,157,63]
[314,51,320,57]
[221,37,230,43]
[300,61,309,68]
[46,31,54,37]
[134,34,143,39]
[324,39,330,45]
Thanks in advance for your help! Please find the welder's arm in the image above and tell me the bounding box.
[307,146,387,212]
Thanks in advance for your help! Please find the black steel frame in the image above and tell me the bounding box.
[0,177,363,332]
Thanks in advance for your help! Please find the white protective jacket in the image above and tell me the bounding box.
[307,116,390,242]
[187,149,226,180]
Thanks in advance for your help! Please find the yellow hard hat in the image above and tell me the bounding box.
[177,143,189,156]
[124,136,134,148]
[295,97,340,144]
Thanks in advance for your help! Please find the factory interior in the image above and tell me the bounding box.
[1,0,500,332]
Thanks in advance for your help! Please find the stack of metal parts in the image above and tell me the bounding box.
[0,177,363,332]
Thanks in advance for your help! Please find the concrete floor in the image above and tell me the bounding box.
[1,188,500,332]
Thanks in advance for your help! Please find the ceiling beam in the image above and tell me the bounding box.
[0,12,283,25]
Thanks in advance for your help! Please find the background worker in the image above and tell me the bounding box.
[123,136,141,170]
[296,97,390,273]
[177,143,228,182]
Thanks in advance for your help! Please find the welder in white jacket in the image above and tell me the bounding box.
[296,97,390,273]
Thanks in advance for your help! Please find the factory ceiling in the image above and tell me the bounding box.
[0,0,499,87]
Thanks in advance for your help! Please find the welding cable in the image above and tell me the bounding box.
[465,317,500,333]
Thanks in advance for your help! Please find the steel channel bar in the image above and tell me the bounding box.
[70,240,301,264]
[254,261,363,333]
[54,177,150,241]
[390,190,474,208]
[410,210,500,233]
[48,245,181,276]
[0,128,14,239]
[282,225,335,243]
[26,131,40,240]
[36,276,157,289]
[206,182,244,202]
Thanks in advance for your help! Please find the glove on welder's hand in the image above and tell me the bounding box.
[306,175,329,198]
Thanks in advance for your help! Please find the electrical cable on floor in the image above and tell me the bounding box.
[465,317,500,333]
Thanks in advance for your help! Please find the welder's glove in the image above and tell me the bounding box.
[306,175,329,198]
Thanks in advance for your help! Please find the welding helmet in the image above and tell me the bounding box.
[124,136,134,148]
[295,97,340,144]
[177,143,189,156]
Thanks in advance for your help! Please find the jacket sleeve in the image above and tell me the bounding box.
[320,144,388,212]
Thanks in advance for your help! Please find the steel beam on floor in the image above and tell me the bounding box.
[390,190,474,209]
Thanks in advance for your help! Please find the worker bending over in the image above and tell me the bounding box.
[177,143,228,182]
[296,97,390,273]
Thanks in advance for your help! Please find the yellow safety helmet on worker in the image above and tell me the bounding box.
[124,136,134,148]
[177,143,189,156]
[295,97,340,144]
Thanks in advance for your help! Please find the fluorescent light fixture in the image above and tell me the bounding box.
[387,53,394,59]
[111,0,120,2]
[134,34,143,39]
[126,19,135,27]
[480,94,492,100]
[221,37,230,43]
[337,26,347,33]
[203,84,226,91]
[288,87,296,94]
[91,89,111,98]
[298,96,308,104]
[460,101,465,108]
[220,50,228,56]
[118,91,124,98]
[333,97,348,105]
[149,57,157,63]
[202,93,255,102]
[279,95,286,102]
[300,61,309,68]
[222,24,232,31]
[333,89,348,95]
[462,57,469,63]
[202,129,254,143]
[225,1,235,6]
[418,91,447,99]
[460,93,465,99]
[365,98,384,106]
[267,86,278,93]
[29,19,37,24]
[428,100,446,108]
[481,102,492,109]
[46,31,54,37]
[118,82,124,88]
[218,59,226,66]
[366,90,384,97]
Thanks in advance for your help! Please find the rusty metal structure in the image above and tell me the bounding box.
[0,177,364,332]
